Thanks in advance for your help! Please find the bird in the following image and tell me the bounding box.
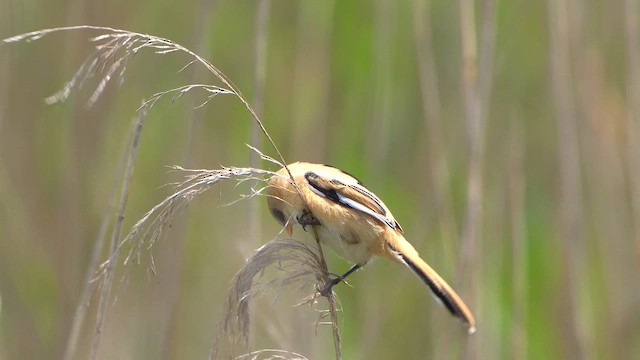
[266,162,476,333]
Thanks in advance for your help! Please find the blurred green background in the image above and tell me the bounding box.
[1,0,639,359]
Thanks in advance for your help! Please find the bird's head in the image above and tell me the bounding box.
[266,169,300,236]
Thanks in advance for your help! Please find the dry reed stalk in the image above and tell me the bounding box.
[0,43,7,131]
[368,0,395,174]
[0,34,10,341]
[412,0,460,356]
[61,126,134,360]
[458,0,497,357]
[624,0,640,269]
[248,0,271,252]
[159,5,222,358]
[156,4,222,360]
[623,3,640,354]
[91,105,147,359]
[459,2,480,356]
[579,54,633,358]
[290,2,333,161]
[252,0,270,130]
[412,0,460,270]
[508,116,527,360]
[546,0,594,357]
[236,348,309,360]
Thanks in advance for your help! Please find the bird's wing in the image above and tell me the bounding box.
[304,171,403,232]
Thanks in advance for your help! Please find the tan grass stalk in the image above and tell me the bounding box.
[290,2,333,160]
[508,117,527,360]
[157,4,221,359]
[368,0,396,172]
[458,0,497,357]
[546,0,593,357]
[624,0,640,268]
[412,0,460,356]
[90,105,147,359]
[61,127,133,360]
[412,0,459,269]
[248,0,271,252]
[236,348,309,360]
[251,0,270,155]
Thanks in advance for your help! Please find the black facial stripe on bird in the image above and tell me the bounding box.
[397,252,462,319]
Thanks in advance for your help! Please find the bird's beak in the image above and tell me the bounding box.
[285,222,293,236]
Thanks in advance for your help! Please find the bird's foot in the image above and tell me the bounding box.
[318,276,345,297]
[297,209,321,231]
[318,264,361,296]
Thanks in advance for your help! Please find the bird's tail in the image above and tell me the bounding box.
[387,235,476,333]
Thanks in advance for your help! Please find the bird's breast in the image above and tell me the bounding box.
[310,215,385,266]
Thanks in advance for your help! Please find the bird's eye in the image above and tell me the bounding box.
[270,207,286,226]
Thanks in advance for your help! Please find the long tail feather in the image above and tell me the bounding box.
[388,236,476,333]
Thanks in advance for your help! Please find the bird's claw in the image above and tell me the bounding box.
[297,209,321,232]
[318,276,343,297]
